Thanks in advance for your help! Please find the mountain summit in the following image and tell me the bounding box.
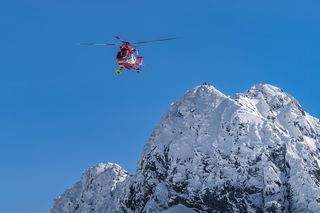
[52,83,320,213]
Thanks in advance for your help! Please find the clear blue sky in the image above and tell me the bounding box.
[1,0,320,212]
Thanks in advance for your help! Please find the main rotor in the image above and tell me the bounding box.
[80,36,176,47]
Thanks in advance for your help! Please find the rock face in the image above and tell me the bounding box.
[52,84,320,213]
[52,163,128,213]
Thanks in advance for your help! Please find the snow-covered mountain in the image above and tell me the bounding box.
[52,83,320,213]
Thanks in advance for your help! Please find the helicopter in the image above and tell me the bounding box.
[81,36,176,74]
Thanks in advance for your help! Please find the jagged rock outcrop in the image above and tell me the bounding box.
[52,163,128,213]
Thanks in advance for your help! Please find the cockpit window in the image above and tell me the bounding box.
[117,51,127,58]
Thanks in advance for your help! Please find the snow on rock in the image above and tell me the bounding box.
[160,204,196,213]
[52,83,320,213]
[52,163,128,213]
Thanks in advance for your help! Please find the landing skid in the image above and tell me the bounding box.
[115,67,142,75]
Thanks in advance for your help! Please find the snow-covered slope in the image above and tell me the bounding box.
[52,163,128,213]
[160,204,196,213]
[52,83,320,213]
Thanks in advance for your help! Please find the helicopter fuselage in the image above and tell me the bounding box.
[116,45,143,71]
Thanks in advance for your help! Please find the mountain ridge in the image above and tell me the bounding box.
[52,83,320,213]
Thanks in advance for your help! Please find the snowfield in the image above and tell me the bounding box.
[52,83,320,213]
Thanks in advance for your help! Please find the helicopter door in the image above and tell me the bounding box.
[128,54,136,64]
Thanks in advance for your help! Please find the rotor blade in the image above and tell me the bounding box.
[80,43,119,46]
[132,37,177,45]
[114,36,127,44]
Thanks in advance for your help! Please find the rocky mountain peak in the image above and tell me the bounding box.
[52,83,320,213]
[52,163,128,213]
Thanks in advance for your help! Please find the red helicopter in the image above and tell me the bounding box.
[81,36,176,74]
